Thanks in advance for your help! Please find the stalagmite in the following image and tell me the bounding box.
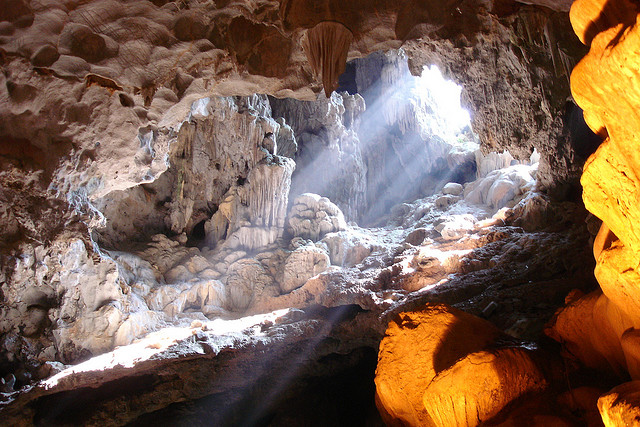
[303,21,353,97]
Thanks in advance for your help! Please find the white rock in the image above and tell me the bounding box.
[321,229,379,267]
[442,182,463,196]
[287,193,347,241]
[225,259,274,311]
[281,245,330,293]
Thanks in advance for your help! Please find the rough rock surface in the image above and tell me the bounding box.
[422,347,548,426]
[547,0,640,386]
[375,303,553,427]
[374,304,503,425]
[404,6,590,196]
[0,147,598,423]
[598,381,640,426]
[287,193,348,241]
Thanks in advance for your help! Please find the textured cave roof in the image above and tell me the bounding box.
[0,0,586,204]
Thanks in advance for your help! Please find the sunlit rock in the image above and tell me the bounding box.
[598,381,640,427]
[434,214,476,240]
[270,92,366,221]
[280,244,330,293]
[205,154,295,251]
[321,228,381,267]
[225,258,277,312]
[287,193,347,241]
[442,182,463,196]
[464,164,537,210]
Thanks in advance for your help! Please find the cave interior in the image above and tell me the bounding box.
[1,0,640,425]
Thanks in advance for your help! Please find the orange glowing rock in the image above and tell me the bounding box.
[593,222,617,261]
[422,347,547,427]
[598,381,640,426]
[581,140,640,257]
[374,304,503,426]
[548,0,640,393]
[595,241,640,324]
[571,0,640,257]
[545,290,630,378]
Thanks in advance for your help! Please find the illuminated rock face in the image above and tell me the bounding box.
[375,304,550,426]
[547,0,640,376]
[598,381,640,426]
[375,304,502,425]
[422,347,547,426]
[546,0,640,424]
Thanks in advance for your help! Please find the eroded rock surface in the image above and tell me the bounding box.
[375,304,555,427]
[542,1,640,425]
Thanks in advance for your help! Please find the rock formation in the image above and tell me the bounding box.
[304,21,353,97]
[0,0,626,424]
[543,0,640,422]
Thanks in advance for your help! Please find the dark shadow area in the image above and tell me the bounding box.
[32,374,160,426]
[129,347,382,427]
[564,102,603,161]
[186,219,207,247]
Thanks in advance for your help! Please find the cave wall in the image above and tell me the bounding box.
[0,0,587,221]
[545,0,640,413]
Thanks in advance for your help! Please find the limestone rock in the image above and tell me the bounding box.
[423,347,548,427]
[205,154,295,251]
[375,304,503,426]
[434,214,476,240]
[598,381,640,426]
[303,21,353,97]
[546,0,640,390]
[545,290,630,378]
[571,0,640,256]
[287,193,347,241]
[270,92,366,221]
[321,229,379,267]
[30,44,59,67]
[225,259,276,312]
[464,164,536,210]
[280,244,330,293]
[595,240,640,323]
[442,182,463,196]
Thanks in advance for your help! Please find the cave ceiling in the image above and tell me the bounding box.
[0,0,587,208]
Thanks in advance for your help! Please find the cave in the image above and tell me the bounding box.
[1,0,640,425]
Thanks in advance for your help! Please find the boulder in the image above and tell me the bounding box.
[598,381,640,426]
[280,245,330,293]
[225,259,275,312]
[375,304,503,426]
[423,347,547,426]
[287,193,347,241]
[442,182,463,196]
[321,229,378,267]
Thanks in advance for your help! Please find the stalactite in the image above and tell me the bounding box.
[303,21,353,97]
